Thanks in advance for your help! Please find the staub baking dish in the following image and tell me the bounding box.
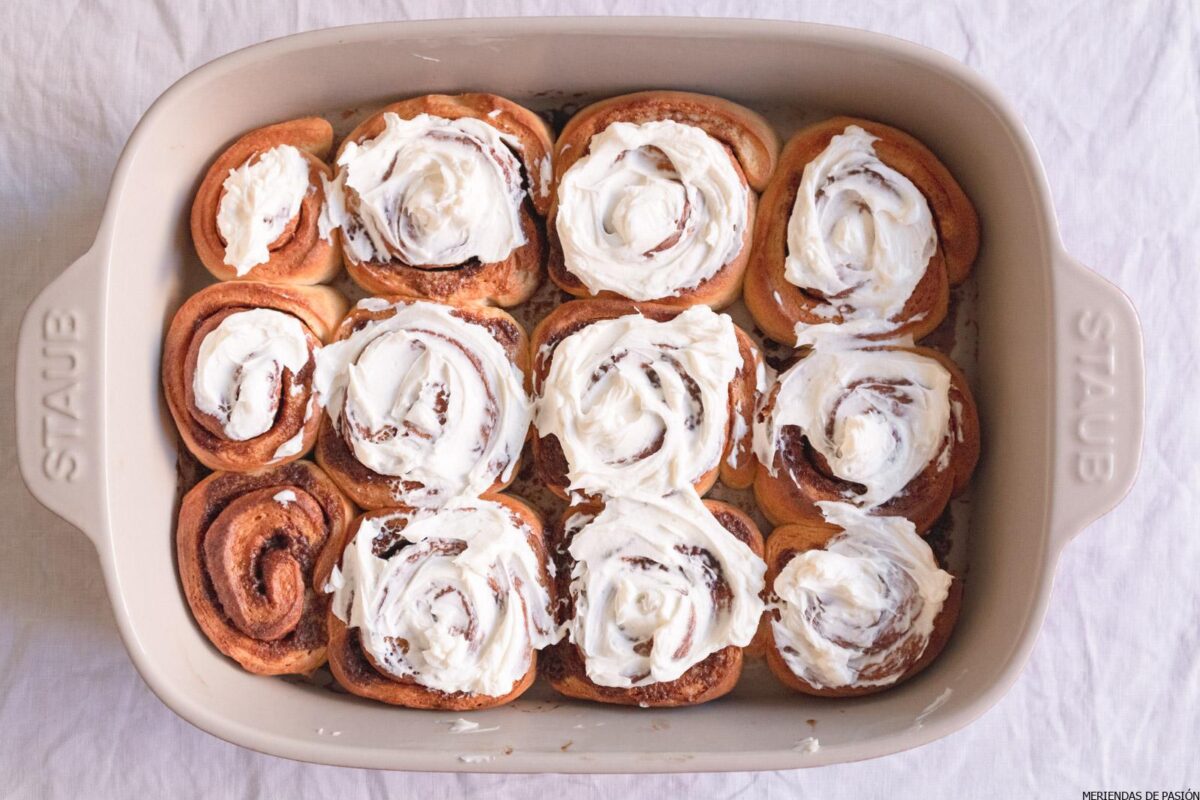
[15,18,1143,772]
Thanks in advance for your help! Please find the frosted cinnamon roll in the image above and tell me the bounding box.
[765,502,962,697]
[319,495,559,709]
[542,493,765,707]
[549,91,778,308]
[321,94,552,306]
[177,461,354,675]
[753,344,979,531]
[163,282,348,471]
[745,117,979,345]
[531,299,762,501]
[313,297,532,510]
[191,117,342,284]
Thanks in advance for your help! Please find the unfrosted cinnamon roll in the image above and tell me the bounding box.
[531,299,762,501]
[313,297,532,510]
[541,493,765,707]
[549,91,778,308]
[321,94,552,306]
[744,117,979,345]
[162,282,348,471]
[765,502,962,697]
[191,117,342,284]
[753,344,979,531]
[319,494,559,709]
[177,461,354,675]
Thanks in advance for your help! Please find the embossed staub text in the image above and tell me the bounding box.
[41,309,84,481]
[1073,310,1117,483]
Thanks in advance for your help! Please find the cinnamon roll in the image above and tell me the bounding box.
[549,91,779,308]
[177,461,354,675]
[753,344,980,531]
[191,117,342,284]
[744,117,979,345]
[313,297,532,510]
[765,502,962,697]
[541,493,765,707]
[162,281,348,471]
[321,94,552,306]
[531,299,761,501]
[319,494,559,709]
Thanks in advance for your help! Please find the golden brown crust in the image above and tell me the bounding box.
[314,297,531,510]
[744,116,980,345]
[320,494,552,709]
[752,345,981,533]
[176,461,355,675]
[540,499,764,707]
[162,282,348,472]
[191,117,342,285]
[547,91,780,309]
[335,94,553,307]
[529,299,760,502]
[762,518,963,697]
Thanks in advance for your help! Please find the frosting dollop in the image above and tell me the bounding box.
[534,306,741,498]
[785,125,936,339]
[770,501,951,689]
[321,113,527,267]
[313,300,531,507]
[217,144,312,276]
[328,500,559,696]
[555,120,748,300]
[192,308,312,441]
[753,346,952,508]
[564,493,765,687]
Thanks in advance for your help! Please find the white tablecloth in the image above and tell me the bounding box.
[2,1,1196,796]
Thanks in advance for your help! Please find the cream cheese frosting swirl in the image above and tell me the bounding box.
[217,144,314,276]
[754,346,952,509]
[327,500,559,696]
[563,493,765,688]
[534,306,741,498]
[784,125,936,335]
[314,300,531,507]
[191,308,313,441]
[555,120,749,300]
[770,501,951,689]
[321,113,527,267]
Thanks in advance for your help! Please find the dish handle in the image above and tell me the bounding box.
[1049,251,1144,549]
[15,245,107,547]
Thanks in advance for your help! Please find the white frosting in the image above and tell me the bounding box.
[784,125,937,340]
[555,120,748,300]
[753,346,952,508]
[565,493,765,687]
[322,113,527,267]
[534,306,741,498]
[273,489,296,506]
[313,300,531,507]
[217,145,312,276]
[329,500,559,696]
[770,502,951,689]
[191,309,311,441]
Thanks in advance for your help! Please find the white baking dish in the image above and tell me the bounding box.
[14,18,1144,772]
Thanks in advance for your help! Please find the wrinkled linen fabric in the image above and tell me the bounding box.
[1,1,1197,797]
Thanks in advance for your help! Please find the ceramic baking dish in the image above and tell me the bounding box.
[15,18,1144,772]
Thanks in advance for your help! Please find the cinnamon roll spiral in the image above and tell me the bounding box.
[176,461,354,675]
[541,493,765,707]
[162,282,348,471]
[753,344,980,531]
[765,502,962,696]
[313,297,532,510]
[549,91,778,308]
[320,495,559,709]
[321,94,553,307]
[745,117,979,345]
[191,117,342,284]
[531,299,761,501]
